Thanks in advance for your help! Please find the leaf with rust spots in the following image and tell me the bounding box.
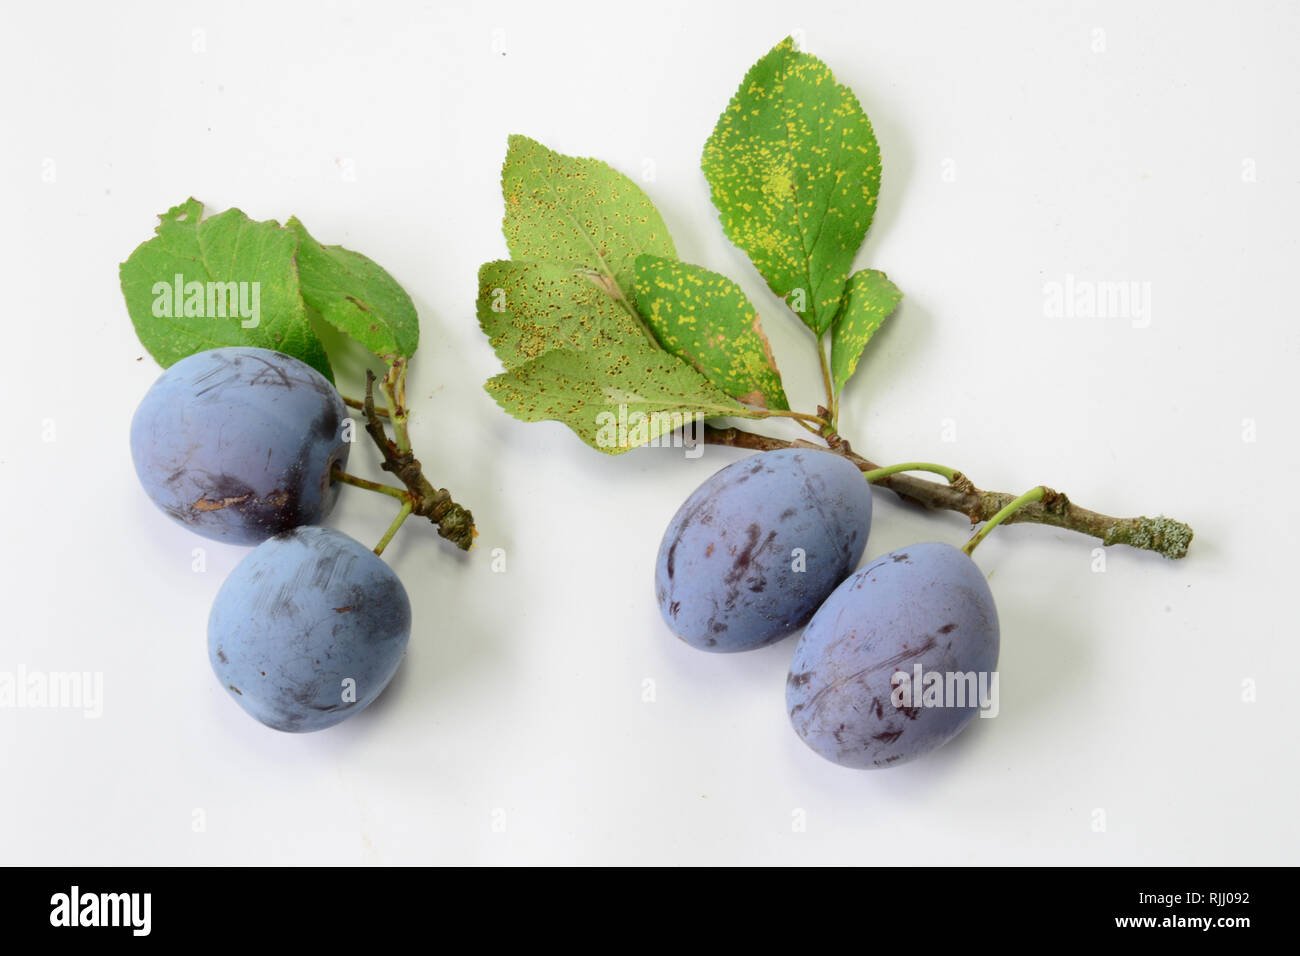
[634,255,789,411]
[702,37,882,334]
[830,269,902,392]
[484,336,760,455]
[287,217,419,359]
[501,135,676,309]
[477,260,649,370]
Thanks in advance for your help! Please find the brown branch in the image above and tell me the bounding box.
[361,370,475,551]
[704,425,1193,559]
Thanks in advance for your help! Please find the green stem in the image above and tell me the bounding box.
[379,359,412,454]
[816,332,837,431]
[754,408,829,427]
[962,486,1047,556]
[331,467,409,501]
[374,500,414,556]
[341,395,390,418]
[861,461,959,483]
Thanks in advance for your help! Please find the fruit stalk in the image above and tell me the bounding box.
[703,425,1193,559]
[360,369,475,550]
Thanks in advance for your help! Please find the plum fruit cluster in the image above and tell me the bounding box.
[131,346,411,732]
[656,449,1000,769]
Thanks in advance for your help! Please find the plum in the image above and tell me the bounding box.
[208,526,411,732]
[130,346,350,545]
[786,541,999,769]
[655,448,872,652]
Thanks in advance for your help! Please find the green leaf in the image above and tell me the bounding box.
[485,337,756,455]
[702,37,882,334]
[501,134,676,309]
[830,269,902,393]
[634,254,788,411]
[119,198,332,381]
[287,217,419,360]
[477,259,647,370]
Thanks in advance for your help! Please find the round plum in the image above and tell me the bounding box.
[208,526,412,732]
[786,541,999,769]
[130,346,349,545]
[655,448,873,652]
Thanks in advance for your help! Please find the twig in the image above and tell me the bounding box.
[703,425,1193,559]
[361,370,476,550]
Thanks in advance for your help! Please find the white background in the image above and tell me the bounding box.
[2,0,1297,865]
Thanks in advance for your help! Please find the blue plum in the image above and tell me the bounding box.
[655,448,873,652]
[209,526,411,732]
[131,346,350,545]
[786,542,999,769]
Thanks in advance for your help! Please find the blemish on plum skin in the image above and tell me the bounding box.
[228,685,242,695]
[333,605,356,613]
[216,648,228,664]
[938,622,957,634]
[873,729,903,744]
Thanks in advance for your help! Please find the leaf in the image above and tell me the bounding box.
[485,337,756,455]
[287,217,419,359]
[477,259,648,370]
[119,198,332,381]
[634,254,788,410]
[501,134,676,308]
[702,37,882,335]
[830,269,902,393]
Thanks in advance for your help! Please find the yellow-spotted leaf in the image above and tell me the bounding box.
[703,37,881,334]
[501,135,676,310]
[830,269,902,393]
[485,337,759,455]
[634,255,788,410]
[477,260,649,370]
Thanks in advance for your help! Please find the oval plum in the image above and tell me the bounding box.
[786,541,999,769]
[655,448,872,652]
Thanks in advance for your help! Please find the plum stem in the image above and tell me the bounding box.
[340,395,390,418]
[373,500,413,556]
[331,467,409,501]
[861,461,959,483]
[962,486,1048,556]
[702,425,1193,559]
